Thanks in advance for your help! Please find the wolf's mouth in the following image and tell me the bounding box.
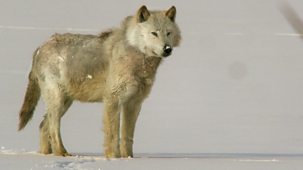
[162,52,171,57]
[152,51,159,56]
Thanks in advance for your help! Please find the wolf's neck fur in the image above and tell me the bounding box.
[139,56,162,78]
[99,16,162,83]
[119,16,163,79]
[122,16,151,56]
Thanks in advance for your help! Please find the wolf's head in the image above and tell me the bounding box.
[126,6,181,58]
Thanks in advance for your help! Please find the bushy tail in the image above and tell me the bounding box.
[18,71,40,131]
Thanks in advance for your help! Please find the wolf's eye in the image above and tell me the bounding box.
[151,32,158,37]
[167,32,171,36]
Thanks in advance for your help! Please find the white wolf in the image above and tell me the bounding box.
[18,5,181,158]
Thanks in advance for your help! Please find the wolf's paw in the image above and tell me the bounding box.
[39,148,52,155]
[53,150,72,157]
[105,151,121,159]
[120,150,133,158]
[62,152,72,157]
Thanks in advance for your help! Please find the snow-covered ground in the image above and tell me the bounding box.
[1,0,303,169]
[1,149,303,170]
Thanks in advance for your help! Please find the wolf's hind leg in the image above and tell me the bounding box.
[39,116,52,154]
[41,81,73,156]
[120,100,142,158]
[39,97,73,155]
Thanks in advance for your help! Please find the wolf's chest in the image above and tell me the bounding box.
[109,57,161,100]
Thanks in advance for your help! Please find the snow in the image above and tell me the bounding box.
[1,149,303,170]
[1,0,303,169]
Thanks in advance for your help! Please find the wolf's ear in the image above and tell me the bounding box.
[137,5,150,23]
[166,6,176,22]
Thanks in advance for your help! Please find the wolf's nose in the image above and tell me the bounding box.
[163,45,172,57]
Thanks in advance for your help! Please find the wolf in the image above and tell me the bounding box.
[18,5,181,158]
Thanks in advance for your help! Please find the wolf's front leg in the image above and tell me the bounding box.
[120,100,142,158]
[103,101,121,158]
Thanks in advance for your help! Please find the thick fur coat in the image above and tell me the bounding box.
[18,5,181,158]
